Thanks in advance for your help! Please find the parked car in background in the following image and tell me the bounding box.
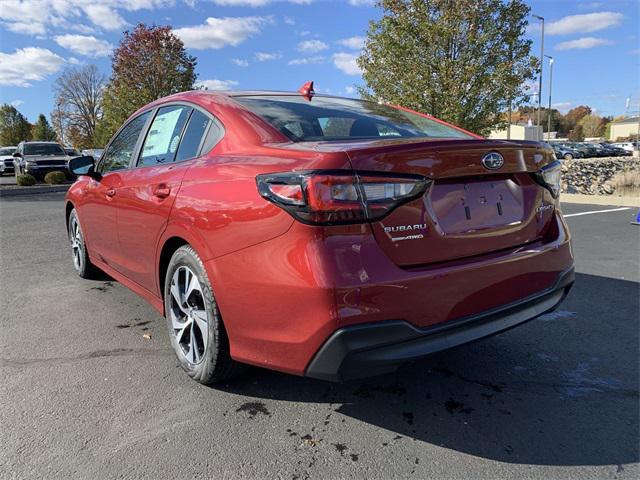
[559,142,597,158]
[81,149,104,161]
[546,143,581,160]
[0,146,17,175]
[612,142,638,153]
[65,148,82,158]
[597,143,628,157]
[13,141,69,180]
[65,89,574,385]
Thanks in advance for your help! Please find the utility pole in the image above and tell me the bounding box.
[532,14,544,141]
[56,101,64,146]
[545,55,554,141]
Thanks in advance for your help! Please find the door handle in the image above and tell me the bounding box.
[106,188,116,198]
[153,184,171,199]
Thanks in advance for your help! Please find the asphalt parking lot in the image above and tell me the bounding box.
[0,193,638,479]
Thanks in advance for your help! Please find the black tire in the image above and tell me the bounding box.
[563,153,573,160]
[68,208,99,279]
[164,245,243,385]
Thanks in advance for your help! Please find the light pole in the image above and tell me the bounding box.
[532,14,544,141]
[56,101,64,146]
[545,55,554,141]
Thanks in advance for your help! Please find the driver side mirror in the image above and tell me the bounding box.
[69,155,100,180]
[12,152,21,158]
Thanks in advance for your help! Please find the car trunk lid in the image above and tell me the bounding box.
[339,138,556,266]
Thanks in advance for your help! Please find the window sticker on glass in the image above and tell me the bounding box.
[139,106,190,166]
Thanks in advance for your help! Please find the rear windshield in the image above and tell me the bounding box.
[24,143,65,156]
[234,95,473,142]
[0,147,16,155]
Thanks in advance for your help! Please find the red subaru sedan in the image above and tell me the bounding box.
[65,88,574,384]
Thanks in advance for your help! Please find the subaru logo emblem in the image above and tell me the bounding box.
[481,152,504,170]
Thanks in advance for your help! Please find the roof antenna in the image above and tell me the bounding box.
[298,81,315,101]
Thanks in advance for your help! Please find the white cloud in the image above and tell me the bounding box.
[254,51,282,61]
[284,16,295,25]
[10,100,24,107]
[348,0,374,5]
[197,79,239,90]
[332,52,361,75]
[0,47,64,87]
[337,36,365,50]
[297,39,328,53]
[552,101,572,113]
[288,55,325,65]
[232,58,249,67]
[83,4,128,31]
[344,85,355,95]
[212,0,270,5]
[175,16,270,50]
[0,0,173,35]
[212,0,313,5]
[3,21,45,35]
[54,34,113,57]
[545,11,624,35]
[555,37,614,50]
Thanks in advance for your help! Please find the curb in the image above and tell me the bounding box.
[561,193,640,207]
[0,184,71,197]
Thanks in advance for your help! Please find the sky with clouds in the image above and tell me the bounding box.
[0,0,638,124]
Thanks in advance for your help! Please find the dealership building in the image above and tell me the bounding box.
[609,116,639,141]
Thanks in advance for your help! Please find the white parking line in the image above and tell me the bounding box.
[563,207,631,218]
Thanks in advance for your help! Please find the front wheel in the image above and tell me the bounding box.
[564,153,574,160]
[164,245,243,385]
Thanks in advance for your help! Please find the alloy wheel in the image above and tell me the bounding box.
[169,266,208,364]
[69,216,83,272]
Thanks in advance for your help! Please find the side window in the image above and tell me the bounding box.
[138,105,191,167]
[175,109,211,162]
[100,112,151,174]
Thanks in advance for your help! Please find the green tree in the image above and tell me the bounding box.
[357,0,537,136]
[32,114,57,141]
[568,124,584,142]
[578,114,604,138]
[0,104,32,145]
[97,24,197,145]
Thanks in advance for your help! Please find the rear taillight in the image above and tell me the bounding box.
[533,160,562,198]
[257,170,430,225]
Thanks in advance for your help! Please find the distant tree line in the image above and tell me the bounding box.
[507,105,619,140]
[0,106,57,145]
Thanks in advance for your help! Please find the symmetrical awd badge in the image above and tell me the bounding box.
[481,152,504,170]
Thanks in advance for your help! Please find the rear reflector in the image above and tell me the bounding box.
[257,170,430,225]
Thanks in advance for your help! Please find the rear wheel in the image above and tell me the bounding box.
[164,245,242,384]
[563,153,574,160]
[68,209,98,278]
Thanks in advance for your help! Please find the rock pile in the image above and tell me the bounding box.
[560,157,640,195]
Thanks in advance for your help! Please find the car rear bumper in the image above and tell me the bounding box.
[210,209,574,377]
[305,266,574,382]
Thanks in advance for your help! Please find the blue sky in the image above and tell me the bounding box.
[0,0,638,124]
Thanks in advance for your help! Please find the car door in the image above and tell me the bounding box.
[80,111,152,268]
[115,105,217,295]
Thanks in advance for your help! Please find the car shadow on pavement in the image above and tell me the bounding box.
[218,272,639,467]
